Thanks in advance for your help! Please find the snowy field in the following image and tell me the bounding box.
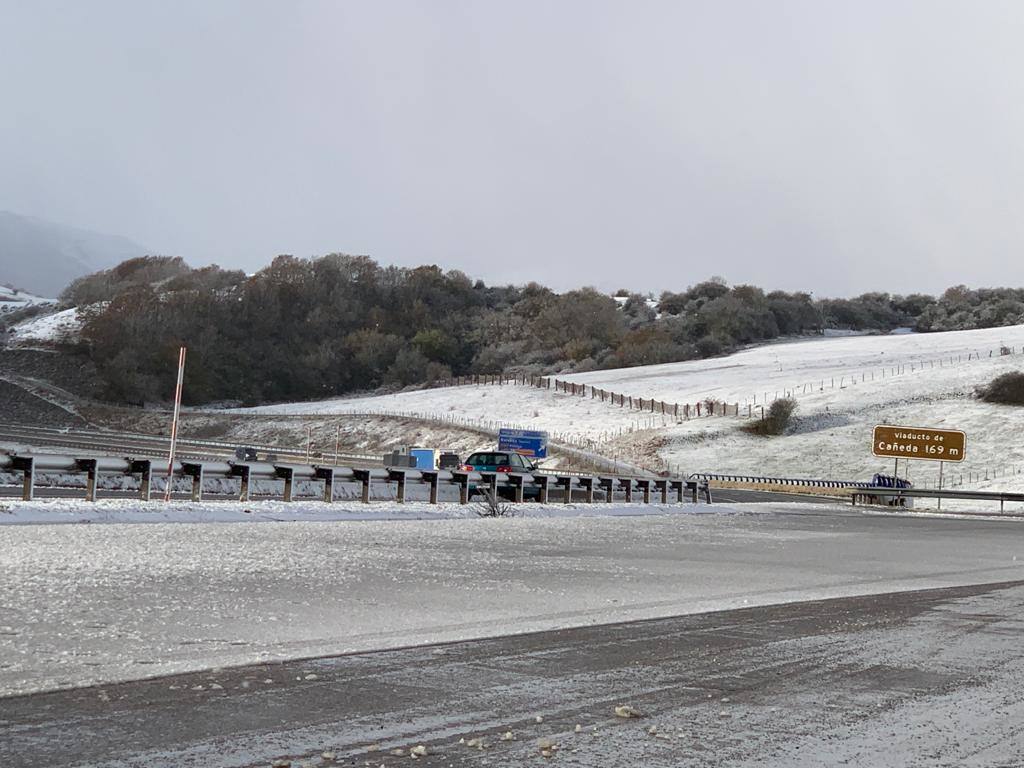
[564,323,1024,405]
[231,326,1024,489]
[4,505,1024,697]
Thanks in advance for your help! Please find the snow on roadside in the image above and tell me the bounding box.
[0,498,742,525]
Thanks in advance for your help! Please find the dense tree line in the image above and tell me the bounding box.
[61,256,1024,406]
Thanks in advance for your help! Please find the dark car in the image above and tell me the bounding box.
[461,451,541,499]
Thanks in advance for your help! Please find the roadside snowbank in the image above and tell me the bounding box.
[0,498,735,525]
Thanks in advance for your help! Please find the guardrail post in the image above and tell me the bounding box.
[76,458,99,502]
[599,477,614,503]
[422,471,439,504]
[637,479,651,504]
[509,473,525,503]
[131,459,153,501]
[182,462,204,502]
[275,466,295,502]
[353,469,371,503]
[452,471,470,504]
[484,472,498,501]
[670,480,684,503]
[619,478,633,503]
[558,476,573,504]
[12,456,34,501]
[315,467,335,502]
[232,464,252,502]
[655,479,668,504]
[389,469,407,503]
[579,477,594,503]
[534,474,550,504]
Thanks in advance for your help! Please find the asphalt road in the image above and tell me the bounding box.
[6,580,1024,767]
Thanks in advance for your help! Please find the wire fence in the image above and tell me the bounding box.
[426,344,1022,423]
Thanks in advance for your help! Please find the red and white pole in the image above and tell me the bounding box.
[164,346,187,502]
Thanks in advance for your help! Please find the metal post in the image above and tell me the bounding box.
[581,477,594,503]
[316,467,335,502]
[353,469,371,503]
[656,479,668,504]
[164,346,187,502]
[14,456,34,501]
[133,460,152,501]
[938,461,943,511]
[390,470,406,503]
[511,474,525,503]
[423,471,439,504]
[536,475,549,504]
[305,426,312,463]
[277,467,294,502]
[236,465,251,502]
[74,458,99,502]
[334,424,340,466]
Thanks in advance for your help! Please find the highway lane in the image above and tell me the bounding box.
[6,580,1024,767]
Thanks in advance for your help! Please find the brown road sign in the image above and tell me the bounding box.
[872,424,966,463]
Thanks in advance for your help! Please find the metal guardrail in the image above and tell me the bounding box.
[0,424,382,466]
[690,472,879,490]
[851,487,1024,513]
[0,449,709,506]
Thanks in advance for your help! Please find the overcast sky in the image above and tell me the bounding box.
[2,1,1024,297]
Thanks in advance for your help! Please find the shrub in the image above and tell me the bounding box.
[474,489,515,517]
[978,371,1024,405]
[745,397,798,436]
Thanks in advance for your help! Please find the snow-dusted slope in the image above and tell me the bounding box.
[232,326,1024,487]
[6,306,81,345]
[563,324,1024,406]
[0,285,55,314]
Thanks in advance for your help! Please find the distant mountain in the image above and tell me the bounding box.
[0,211,150,297]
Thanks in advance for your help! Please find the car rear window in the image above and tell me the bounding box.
[467,453,510,466]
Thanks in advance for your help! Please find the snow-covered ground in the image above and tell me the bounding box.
[0,284,54,314]
[5,305,81,345]
[0,498,725,525]
[231,326,1024,488]
[564,323,1024,405]
[4,506,1024,696]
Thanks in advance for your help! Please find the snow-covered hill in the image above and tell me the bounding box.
[5,306,82,346]
[232,325,1024,491]
[0,285,54,315]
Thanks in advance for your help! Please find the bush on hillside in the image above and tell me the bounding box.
[744,397,798,436]
[977,371,1024,405]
